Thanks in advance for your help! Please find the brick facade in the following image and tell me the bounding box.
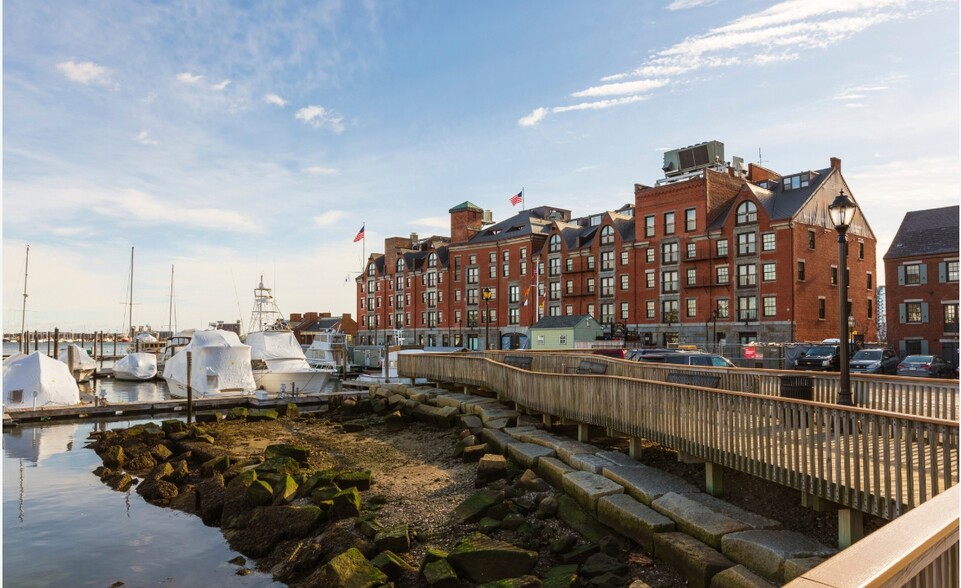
[357,154,878,350]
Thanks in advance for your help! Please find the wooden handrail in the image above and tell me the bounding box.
[400,353,959,520]
[787,484,959,587]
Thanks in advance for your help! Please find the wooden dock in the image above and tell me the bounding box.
[2,390,367,426]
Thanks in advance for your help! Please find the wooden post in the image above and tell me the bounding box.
[53,328,60,359]
[33,330,39,352]
[68,344,77,382]
[705,462,725,497]
[46,331,51,355]
[629,437,644,459]
[577,423,590,443]
[542,413,552,429]
[838,508,864,548]
[113,335,117,358]
[186,351,193,425]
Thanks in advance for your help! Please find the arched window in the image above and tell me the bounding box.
[736,201,757,225]
[396,258,405,272]
[600,225,615,246]
[367,262,376,276]
[428,253,437,268]
[549,235,561,253]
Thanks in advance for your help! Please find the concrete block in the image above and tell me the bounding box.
[720,530,836,583]
[602,464,699,506]
[597,494,675,551]
[561,470,624,514]
[683,493,781,531]
[782,557,827,584]
[555,440,597,463]
[653,531,734,588]
[652,492,753,551]
[479,428,516,455]
[537,456,575,489]
[567,453,615,474]
[595,450,642,468]
[507,442,556,469]
[709,564,776,588]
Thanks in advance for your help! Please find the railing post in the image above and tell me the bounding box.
[839,508,864,548]
[705,462,725,497]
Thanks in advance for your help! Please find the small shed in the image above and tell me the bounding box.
[530,315,603,350]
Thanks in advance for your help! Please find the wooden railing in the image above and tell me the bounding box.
[787,484,959,587]
[400,353,959,521]
[482,351,959,421]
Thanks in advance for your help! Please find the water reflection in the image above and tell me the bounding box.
[3,419,283,587]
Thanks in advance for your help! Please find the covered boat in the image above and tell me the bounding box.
[3,351,81,408]
[59,344,97,382]
[244,277,332,395]
[161,330,255,398]
[113,352,158,381]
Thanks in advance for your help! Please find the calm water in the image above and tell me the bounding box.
[3,379,285,587]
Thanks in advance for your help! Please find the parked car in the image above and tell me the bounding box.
[896,355,954,378]
[591,348,626,359]
[795,345,840,371]
[849,348,900,374]
[626,348,674,361]
[637,352,736,368]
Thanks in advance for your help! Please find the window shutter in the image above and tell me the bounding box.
[899,303,906,323]
[921,302,929,323]
[898,266,905,285]
[939,262,947,283]
[921,340,929,355]
[920,264,928,284]
[899,340,906,355]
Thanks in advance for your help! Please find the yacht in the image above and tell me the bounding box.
[162,329,255,398]
[305,329,353,374]
[244,278,333,394]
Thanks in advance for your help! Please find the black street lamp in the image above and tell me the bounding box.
[828,189,857,406]
[482,287,492,351]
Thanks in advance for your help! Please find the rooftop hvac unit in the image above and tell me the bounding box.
[662,140,724,177]
[482,210,494,225]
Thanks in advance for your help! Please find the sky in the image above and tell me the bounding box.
[3,0,959,334]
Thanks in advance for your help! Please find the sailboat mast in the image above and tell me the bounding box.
[20,245,29,346]
[168,265,176,334]
[128,247,135,340]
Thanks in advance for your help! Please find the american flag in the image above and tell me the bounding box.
[509,191,523,206]
[353,225,365,242]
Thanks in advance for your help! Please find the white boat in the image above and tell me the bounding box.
[112,352,158,381]
[245,278,333,395]
[355,346,430,386]
[161,329,256,398]
[59,344,97,383]
[158,329,193,372]
[3,351,81,408]
[305,328,352,372]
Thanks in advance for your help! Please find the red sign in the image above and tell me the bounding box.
[743,347,757,359]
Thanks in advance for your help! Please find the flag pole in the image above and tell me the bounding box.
[522,186,525,211]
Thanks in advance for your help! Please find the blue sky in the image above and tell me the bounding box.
[3,0,959,333]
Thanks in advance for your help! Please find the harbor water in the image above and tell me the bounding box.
[2,377,285,587]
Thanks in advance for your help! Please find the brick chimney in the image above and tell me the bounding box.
[830,157,841,172]
[449,201,485,243]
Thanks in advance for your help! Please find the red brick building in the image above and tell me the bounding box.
[883,206,959,365]
[357,142,878,350]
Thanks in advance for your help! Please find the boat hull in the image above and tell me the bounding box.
[252,369,331,394]
[164,376,251,399]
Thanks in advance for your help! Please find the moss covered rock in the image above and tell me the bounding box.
[447,533,538,584]
[310,547,387,588]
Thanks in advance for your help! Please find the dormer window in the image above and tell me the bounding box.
[781,172,811,191]
[428,253,437,268]
[549,234,561,253]
[736,201,757,225]
[396,258,404,272]
[600,225,615,245]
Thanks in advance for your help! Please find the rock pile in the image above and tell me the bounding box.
[87,383,835,587]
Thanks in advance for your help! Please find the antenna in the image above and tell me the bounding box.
[757,148,766,167]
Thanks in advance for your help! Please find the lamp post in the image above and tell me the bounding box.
[482,287,492,351]
[829,189,857,406]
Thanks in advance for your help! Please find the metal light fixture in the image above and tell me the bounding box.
[829,189,857,406]
[482,287,492,351]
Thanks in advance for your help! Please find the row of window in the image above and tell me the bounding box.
[898,260,959,286]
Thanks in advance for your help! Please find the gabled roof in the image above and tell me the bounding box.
[708,167,833,229]
[298,317,342,332]
[884,205,960,260]
[532,314,596,329]
[467,209,554,245]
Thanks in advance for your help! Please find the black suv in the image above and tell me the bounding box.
[795,345,841,371]
[849,347,900,374]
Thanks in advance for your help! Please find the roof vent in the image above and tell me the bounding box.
[482,210,494,225]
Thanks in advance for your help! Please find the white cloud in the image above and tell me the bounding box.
[667,0,719,10]
[524,0,917,126]
[571,78,669,99]
[304,165,340,176]
[56,60,112,86]
[408,216,450,231]
[136,130,158,145]
[211,79,231,91]
[313,210,347,226]
[264,93,288,107]
[518,107,549,127]
[295,104,345,133]
[176,72,205,85]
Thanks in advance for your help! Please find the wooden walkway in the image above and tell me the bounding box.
[399,352,959,522]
